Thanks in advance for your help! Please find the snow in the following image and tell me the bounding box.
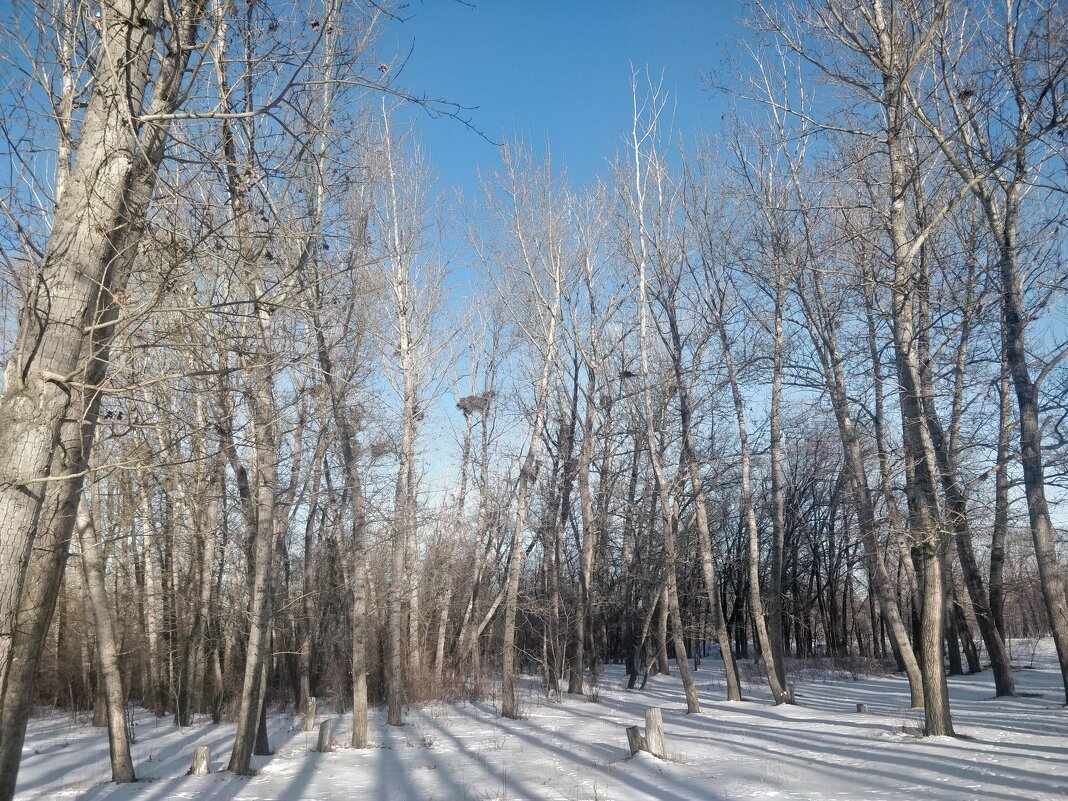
[14,641,1068,801]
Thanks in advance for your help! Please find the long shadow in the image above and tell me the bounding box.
[447,701,706,801]
[420,709,573,801]
[376,721,443,801]
[18,712,312,801]
[273,734,334,801]
[661,701,1065,800]
[15,723,118,794]
[670,724,1067,801]
[136,725,235,780]
[798,677,1068,738]
[587,661,1068,801]
[390,717,487,801]
[73,769,251,801]
[15,713,239,795]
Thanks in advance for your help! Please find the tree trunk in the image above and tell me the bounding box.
[571,364,599,695]
[79,499,136,783]
[0,8,197,794]
[227,399,279,774]
[0,480,77,795]
[718,317,789,705]
[1001,245,1068,702]
[766,284,789,691]
[990,339,1011,639]
[655,588,670,677]
[796,271,924,707]
[138,490,165,715]
[386,452,408,725]
[663,287,740,701]
[664,533,700,713]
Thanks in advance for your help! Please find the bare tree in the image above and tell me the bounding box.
[0,3,206,792]
[621,76,701,713]
[477,144,569,719]
[902,0,1068,700]
[78,491,135,783]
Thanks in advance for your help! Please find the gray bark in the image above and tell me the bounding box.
[316,720,333,753]
[795,270,924,707]
[643,707,666,759]
[0,8,200,793]
[79,499,135,783]
[717,315,789,705]
[190,747,211,776]
[0,481,76,794]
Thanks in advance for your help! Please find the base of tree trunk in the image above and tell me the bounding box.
[316,720,333,753]
[189,746,211,776]
[625,707,667,759]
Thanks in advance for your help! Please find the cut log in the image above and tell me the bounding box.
[304,696,317,732]
[316,719,333,753]
[856,703,868,713]
[190,746,211,776]
[626,725,645,756]
[644,707,666,758]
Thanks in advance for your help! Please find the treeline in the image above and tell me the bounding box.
[0,1,1067,798]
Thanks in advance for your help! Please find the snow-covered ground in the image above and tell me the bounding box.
[14,640,1068,801]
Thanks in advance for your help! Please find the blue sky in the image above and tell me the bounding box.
[378,1,748,490]
[388,0,745,196]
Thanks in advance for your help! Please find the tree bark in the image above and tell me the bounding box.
[0,481,77,795]
[1002,248,1068,701]
[795,270,924,707]
[79,499,136,783]
[0,8,200,790]
[717,315,790,705]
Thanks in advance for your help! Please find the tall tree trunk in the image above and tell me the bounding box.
[925,250,1015,694]
[79,498,135,783]
[0,8,198,793]
[0,481,77,794]
[138,490,165,715]
[297,447,325,716]
[387,422,412,726]
[884,76,954,735]
[1002,246,1068,701]
[796,271,924,707]
[227,397,279,774]
[663,283,741,701]
[571,365,599,695]
[990,337,1011,639]
[718,315,790,705]
[766,284,789,692]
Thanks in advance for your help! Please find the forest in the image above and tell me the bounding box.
[0,1,1067,800]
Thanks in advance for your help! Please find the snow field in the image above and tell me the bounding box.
[14,640,1068,801]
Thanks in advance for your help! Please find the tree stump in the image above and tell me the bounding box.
[304,696,317,732]
[316,719,333,753]
[626,725,646,756]
[623,707,668,759]
[644,707,666,758]
[856,703,868,713]
[190,746,211,776]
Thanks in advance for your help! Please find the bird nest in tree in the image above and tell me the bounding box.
[457,391,495,415]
